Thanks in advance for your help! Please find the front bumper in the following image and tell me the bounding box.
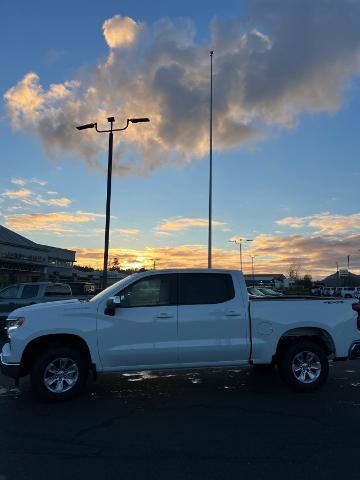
[0,357,20,379]
[349,341,360,360]
[0,343,20,379]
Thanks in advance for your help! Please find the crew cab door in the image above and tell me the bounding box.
[97,274,178,370]
[178,272,250,365]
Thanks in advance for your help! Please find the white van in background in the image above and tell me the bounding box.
[323,287,335,296]
[337,287,360,299]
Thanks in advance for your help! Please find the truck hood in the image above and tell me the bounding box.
[7,298,85,317]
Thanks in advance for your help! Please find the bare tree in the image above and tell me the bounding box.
[109,257,120,271]
[288,263,302,281]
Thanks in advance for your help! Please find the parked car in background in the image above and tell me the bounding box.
[247,286,266,297]
[338,287,360,299]
[323,287,335,297]
[256,287,284,297]
[0,283,72,333]
[311,286,321,295]
[66,282,95,297]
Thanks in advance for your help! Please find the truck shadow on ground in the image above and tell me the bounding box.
[87,365,285,401]
[1,360,358,406]
[1,365,285,404]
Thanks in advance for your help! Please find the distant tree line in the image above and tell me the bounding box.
[73,256,148,274]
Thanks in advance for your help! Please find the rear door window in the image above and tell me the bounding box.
[179,273,235,305]
[44,284,72,296]
[21,285,40,299]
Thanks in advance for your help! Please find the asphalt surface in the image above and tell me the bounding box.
[1,337,360,480]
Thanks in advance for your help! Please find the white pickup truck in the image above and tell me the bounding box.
[1,269,360,401]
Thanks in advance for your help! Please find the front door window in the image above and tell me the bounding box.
[119,275,175,308]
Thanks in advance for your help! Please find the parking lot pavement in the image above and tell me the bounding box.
[1,339,360,480]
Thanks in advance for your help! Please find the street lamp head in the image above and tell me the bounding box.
[107,116,115,123]
[129,117,150,124]
[76,123,95,130]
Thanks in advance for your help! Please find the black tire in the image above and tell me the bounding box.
[278,340,329,391]
[30,347,88,402]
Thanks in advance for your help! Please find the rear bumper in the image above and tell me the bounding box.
[349,341,360,360]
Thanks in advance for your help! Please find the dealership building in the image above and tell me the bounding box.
[0,225,76,288]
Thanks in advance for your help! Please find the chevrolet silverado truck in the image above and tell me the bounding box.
[1,269,360,401]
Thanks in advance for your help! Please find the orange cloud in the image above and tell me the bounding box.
[103,15,140,48]
[5,212,94,233]
[11,177,47,187]
[2,189,32,199]
[4,72,79,129]
[72,232,360,280]
[277,212,360,235]
[74,245,238,270]
[115,228,141,236]
[155,217,227,232]
[21,195,72,207]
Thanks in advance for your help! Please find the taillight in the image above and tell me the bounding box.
[352,303,360,330]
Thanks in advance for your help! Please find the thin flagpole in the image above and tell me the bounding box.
[208,50,213,269]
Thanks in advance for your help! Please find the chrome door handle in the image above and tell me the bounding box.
[225,310,242,316]
[156,313,174,319]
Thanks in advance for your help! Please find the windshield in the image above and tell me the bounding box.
[89,273,138,302]
[0,284,20,299]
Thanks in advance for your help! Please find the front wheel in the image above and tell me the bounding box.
[30,347,88,401]
[278,341,329,391]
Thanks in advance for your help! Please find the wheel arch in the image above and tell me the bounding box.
[20,333,92,376]
[275,326,336,362]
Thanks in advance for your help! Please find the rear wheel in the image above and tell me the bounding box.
[278,340,329,391]
[30,347,88,401]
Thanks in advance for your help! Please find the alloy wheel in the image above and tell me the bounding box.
[43,357,79,393]
[291,350,321,384]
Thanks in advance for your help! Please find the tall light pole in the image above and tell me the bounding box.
[208,50,214,269]
[250,255,256,286]
[228,238,253,271]
[76,116,150,289]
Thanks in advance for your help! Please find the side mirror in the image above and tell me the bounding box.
[104,296,121,316]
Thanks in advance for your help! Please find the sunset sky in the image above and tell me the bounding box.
[1,0,360,278]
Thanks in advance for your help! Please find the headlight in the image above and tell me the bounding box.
[6,317,25,332]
